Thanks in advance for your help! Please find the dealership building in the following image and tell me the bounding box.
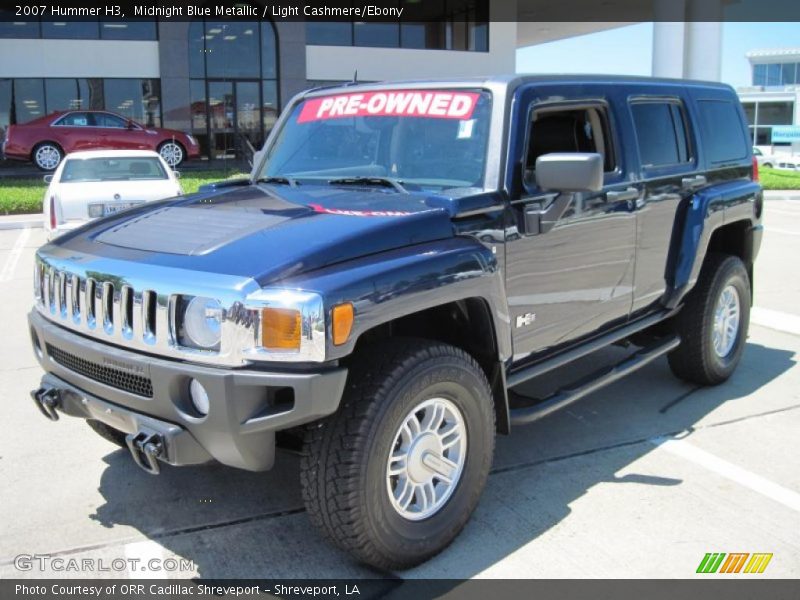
[737,48,800,150]
[0,0,738,161]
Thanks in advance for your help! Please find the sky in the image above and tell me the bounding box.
[516,22,800,88]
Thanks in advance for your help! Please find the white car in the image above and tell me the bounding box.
[43,150,183,239]
[753,147,777,169]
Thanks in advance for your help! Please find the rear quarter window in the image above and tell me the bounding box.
[630,100,691,168]
[697,99,748,163]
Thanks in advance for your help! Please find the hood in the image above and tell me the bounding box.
[54,183,456,285]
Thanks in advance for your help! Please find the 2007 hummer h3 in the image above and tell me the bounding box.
[29,76,762,569]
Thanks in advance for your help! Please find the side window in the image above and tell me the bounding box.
[55,112,90,127]
[95,113,127,128]
[630,100,691,168]
[524,105,616,190]
[697,99,748,163]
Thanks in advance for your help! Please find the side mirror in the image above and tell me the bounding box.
[524,153,603,236]
[535,152,603,193]
[126,119,135,130]
[173,170,181,179]
[43,174,53,183]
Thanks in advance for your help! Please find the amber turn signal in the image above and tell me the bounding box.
[332,303,354,346]
[261,307,301,350]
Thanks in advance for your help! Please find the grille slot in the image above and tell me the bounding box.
[46,343,154,398]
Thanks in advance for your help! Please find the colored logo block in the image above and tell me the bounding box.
[696,553,773,574]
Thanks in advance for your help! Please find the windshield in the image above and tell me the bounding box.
[260,89,492,191]
[61,157,168,183]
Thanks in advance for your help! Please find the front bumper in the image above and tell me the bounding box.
[29,310,348,471]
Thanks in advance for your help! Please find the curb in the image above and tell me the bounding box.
[0,216,41,231]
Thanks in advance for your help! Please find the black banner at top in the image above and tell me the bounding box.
[1,0,800,23]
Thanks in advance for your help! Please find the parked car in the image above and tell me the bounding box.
[43,150,183,239]
[2,111,200,170]
[29,76,761,570]
[753,147,777,168]
[775,157,800,170]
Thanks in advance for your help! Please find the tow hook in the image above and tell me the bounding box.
[126,432,164,475]
[30,387,60,421]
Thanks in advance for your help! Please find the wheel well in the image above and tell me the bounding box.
[352,299,509,433]
[705,219,755,295]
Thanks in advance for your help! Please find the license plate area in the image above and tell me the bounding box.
[88,201,144,217]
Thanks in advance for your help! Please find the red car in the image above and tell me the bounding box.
[2,111,200,170]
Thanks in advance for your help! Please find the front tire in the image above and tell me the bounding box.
[301,339,495,570]
[668,253,750,385]
[33,143,63,171]
[158,141,185,167]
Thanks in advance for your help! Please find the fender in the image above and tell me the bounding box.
[664,179,762,309]
[286,236,512,364]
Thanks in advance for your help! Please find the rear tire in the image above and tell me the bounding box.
[668,253,750,385]
[87,420,127,448]
[300,338,495,570]
[32,143,63,171]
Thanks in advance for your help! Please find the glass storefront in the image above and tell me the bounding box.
[0,78,161,141]
[188,19,279,160]
[741,99,796,145]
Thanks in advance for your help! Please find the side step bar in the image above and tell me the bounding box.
[506,309,677,389]
[509,335,680,426]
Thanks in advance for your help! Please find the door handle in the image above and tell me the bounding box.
[682,175,707,189]
[606,187,639,202]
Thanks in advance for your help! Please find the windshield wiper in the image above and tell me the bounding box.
[328,176,408,194]
[256,175,299,187]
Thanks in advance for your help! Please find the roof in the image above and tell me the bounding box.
[303,73,733,98]
[746,48,800,60]
[63,150,161,159]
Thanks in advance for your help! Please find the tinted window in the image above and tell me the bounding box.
[353,22,399,48]
[306,22,352,46]
[55,112,91,127]
[95,113,127,128]
[697,100,748,163]
[0,14,39,38]
[631,101,690,168]
[61,157,167,182]
[204,21,259,78]
[104,79,161,127]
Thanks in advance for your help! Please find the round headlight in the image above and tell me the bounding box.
[183,296,222,349]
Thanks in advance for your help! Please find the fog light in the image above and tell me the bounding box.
[189,379,210,416]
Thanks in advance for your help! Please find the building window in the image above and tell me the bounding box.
[0,13,155,39]
[45,78,103,112]
[100,19,157,40]
[757,101,794,126]
[13,78,45,122]
[204,21,260,79]
[103,79,161,127]
[41,19,99,39]
[306,0,489,51]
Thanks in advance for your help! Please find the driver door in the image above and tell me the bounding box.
[505,88,638,363]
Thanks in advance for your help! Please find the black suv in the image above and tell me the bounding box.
[29,75,762,569]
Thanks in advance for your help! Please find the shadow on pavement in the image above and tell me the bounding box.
[87,340,795,579]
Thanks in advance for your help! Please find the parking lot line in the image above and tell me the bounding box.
[751,307,800,336]
[0,227,31,282]
[651,436,800,513]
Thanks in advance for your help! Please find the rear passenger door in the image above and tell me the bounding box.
[627,94,699,314]
[505,87,638,362]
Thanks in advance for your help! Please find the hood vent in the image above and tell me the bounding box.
[96,206,290,256]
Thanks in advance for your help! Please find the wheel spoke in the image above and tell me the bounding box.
[395,477,415,509]
[438,423,462,450]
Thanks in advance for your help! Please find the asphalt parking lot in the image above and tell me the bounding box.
[0,193,798,580]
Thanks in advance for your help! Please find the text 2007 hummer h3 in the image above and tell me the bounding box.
[29,76,763,569]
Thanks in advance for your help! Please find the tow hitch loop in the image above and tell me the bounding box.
[126,432,164,475]
[30,387,60,421]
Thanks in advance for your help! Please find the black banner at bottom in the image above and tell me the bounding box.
[3,579,800,600]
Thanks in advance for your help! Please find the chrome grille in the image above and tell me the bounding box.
[46,343,154,397]
[36,259,168,350]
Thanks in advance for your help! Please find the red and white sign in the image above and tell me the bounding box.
[297,90,479,123]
